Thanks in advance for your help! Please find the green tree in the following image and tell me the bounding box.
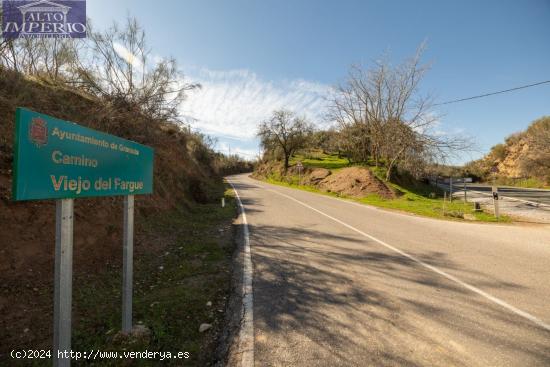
[258,110,313,172]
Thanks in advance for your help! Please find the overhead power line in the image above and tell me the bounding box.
[435,79,550,106]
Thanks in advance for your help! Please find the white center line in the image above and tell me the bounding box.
[228,180,255,367]
[265,187,550,333]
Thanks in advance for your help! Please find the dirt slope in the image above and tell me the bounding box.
[0,69,225,354]
[318,167,395,199]
[253,161,395,199]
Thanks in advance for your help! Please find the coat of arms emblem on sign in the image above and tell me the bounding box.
[29,117,48,147]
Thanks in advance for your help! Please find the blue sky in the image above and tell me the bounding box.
[88,0,550,163]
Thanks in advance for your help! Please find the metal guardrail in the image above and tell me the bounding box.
[432,181,550,208]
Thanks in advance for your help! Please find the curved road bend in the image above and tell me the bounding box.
[228,173,550,367]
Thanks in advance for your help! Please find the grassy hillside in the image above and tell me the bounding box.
[0,69,240,365]
[255,153,507,223]
[291,153,350,170]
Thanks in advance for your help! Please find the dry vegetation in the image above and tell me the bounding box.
[0,67,243,366]
[0,16,251,366]
[463,116,550,187]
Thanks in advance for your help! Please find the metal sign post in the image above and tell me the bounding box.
[122,195,134,333]
[53,199,74,367]
[449,177,453,202]
[296,161,304,185]
[463,178,467,203]
[492,186,500,219]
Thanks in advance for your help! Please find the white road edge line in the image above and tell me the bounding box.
[265,187,550,333]
[229,181,255,367]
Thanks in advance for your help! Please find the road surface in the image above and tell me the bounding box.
[228,174,550,367]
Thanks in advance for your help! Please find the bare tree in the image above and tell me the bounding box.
[21,38,80,80]
[258,109,313,172]
[0,7,10,70]
[72,17,200,122]
[330,44,472,180]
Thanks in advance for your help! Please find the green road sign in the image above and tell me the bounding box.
[12,108,154,201]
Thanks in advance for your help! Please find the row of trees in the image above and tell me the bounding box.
[258,45,472,181]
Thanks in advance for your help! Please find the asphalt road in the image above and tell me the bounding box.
[442,183,550,206]
[228,174,550,367]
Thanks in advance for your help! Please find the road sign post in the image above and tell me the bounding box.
[296,161,304,185]
[122,195,134,333]
[492,186,500,219]
[12,108,154,366]
[53,199,74,367]
[449,177,453,202]
[463,178,467,203]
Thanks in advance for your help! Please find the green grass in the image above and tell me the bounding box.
[15,186,237,367]
[265,155,510,223]
[290,152,351,170]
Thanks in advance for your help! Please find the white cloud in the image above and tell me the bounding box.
[180,67,333,140]
[105,46,333,159]
[216,141,259,160]
[113,42,144,69]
